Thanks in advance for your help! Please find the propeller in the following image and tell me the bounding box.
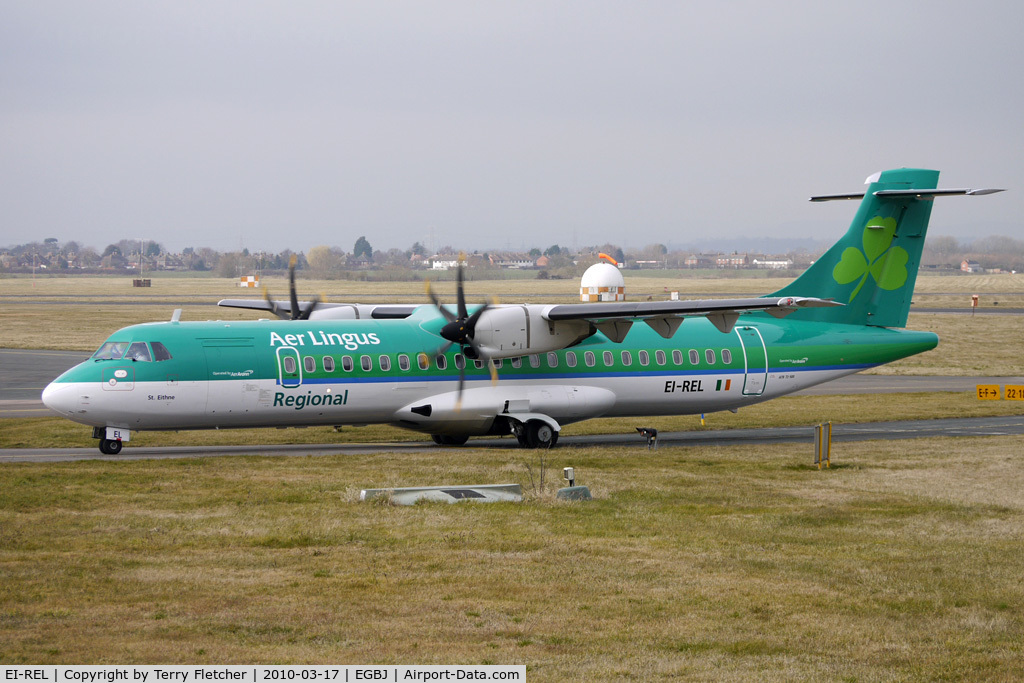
[422,259,498,409]
[264,255,321,320]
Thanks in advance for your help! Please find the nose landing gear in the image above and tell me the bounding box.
[98,438,122,455]
[92,426,127,455]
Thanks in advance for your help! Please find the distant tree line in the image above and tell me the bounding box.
[4,233,1024,277]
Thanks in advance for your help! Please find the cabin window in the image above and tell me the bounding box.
[283,356,297,375]
[126,342,152,362]
[303,356,316,373]
[435,354,447,370]
[689,349,700,365]
[511,357,522,369]
[529,354,540,368]
[584,351,596,367]
[151,342,173,361]
[672,349,683,365]
[566,352,577,368]
[721,349,733,365]
[475,359,485,369]
[621,351,632,366]
[342,355,354,372]
[360,355,372,371]
[493,359,503,369]
[322,356,335,372]
[638,350,649,366]
[455,354,466,370]
[418,354,430,370]
[603,350,614,366]
[398,354,410,371]
[379,355,391,372]
[705,349,716,365]
[547,352,558,368]
[93,341,128,360]
[656,350,667,365]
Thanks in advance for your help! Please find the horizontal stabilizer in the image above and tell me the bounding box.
[811,188,1004,202]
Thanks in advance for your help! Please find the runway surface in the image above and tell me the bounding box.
[3,415,1023,463]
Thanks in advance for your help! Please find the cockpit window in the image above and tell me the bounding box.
[126,342,152,362]
[151,342,172,361]
[93,342,128,360]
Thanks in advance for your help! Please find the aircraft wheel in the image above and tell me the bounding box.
[99,438,122,455]
[525,420,557,449]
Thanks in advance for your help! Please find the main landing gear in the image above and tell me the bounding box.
[513,419,558,449]
[429,419,559,449]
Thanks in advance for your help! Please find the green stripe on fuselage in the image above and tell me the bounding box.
[50,316,937,387]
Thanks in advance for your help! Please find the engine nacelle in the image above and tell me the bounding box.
[471,305,593,359]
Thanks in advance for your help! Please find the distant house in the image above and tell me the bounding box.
[961,260,985,274]
[430,254,463,270]
[155,253,186,271]
[751,257,794,270]
[684,254,716,268]
[716,253,748,268]
[488,252,535,269]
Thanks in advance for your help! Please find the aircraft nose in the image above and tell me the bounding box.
[42,381,80,416]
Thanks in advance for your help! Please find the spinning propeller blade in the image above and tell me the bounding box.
[422,259,499,410]
[263,255,321,320]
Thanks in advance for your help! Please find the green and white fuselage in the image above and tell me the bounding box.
[42,315,936,430]
[41,169,1001,452]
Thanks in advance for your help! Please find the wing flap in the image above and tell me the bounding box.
[543,297,840,335]
[545,297,838,320]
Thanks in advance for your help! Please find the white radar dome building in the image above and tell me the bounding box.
[580,255,625,302]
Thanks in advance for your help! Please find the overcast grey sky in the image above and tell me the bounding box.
[2,1,1022,254]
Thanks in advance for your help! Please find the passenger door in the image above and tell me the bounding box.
[735,326,768,396]
[275,346,302,388]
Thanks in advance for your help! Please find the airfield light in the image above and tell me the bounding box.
[563,467,575,487]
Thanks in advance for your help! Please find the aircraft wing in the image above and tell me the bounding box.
[218,299,419,320]
[541,296,840,340]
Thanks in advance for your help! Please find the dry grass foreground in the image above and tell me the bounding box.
[1,436,1022,680]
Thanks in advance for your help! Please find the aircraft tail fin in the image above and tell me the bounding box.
[772,168,1002,328]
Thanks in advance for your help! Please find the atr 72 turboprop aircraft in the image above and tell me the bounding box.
[43,169,1002,454]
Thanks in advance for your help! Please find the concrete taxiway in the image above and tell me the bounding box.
[3,415,1023,463]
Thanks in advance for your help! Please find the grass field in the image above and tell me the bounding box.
[3,274,1024,677]
[1,436,1022,679]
